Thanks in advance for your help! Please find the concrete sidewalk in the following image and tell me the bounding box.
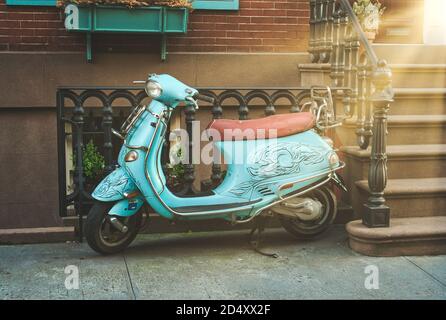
[0,226,445,300]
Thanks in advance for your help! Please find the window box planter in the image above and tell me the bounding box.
[64,4,189,62]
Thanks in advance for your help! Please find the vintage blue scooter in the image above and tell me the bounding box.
[85,74,346,254]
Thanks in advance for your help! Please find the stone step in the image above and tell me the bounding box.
[372,44,446,64]
[346,216,446,256]
[0,227,75,244]
[338,114,446,146]
[389,64,446,88]
[386,115,446,145]
[355,178,446,219]
[301,62,446,92]
[389,88,446,115]
[341,144,446,179]
[335,88,446,116]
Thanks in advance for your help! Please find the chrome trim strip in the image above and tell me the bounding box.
[145,105,160,119]
[111,128,125,140]
[125,144,148,152]
[277,161,345,200]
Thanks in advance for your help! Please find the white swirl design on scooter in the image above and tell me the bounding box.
[229,143,327,196]
[93,169,130,199]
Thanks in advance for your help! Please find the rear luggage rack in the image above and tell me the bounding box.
[301,86,347,132]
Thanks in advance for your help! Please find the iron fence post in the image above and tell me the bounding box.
[73,100,85,241]
[102,100,114,174]
[362,60,393,227]
[56,90,68,218]
[182,102,197,195]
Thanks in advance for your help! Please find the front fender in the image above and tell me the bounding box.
[92,167,137,202]
[109,196,145,217]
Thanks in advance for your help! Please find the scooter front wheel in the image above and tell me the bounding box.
[85,202,142,255]
[278,186,337,239]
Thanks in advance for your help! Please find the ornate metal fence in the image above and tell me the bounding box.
[57,86,349,239]
[309,0,394,227]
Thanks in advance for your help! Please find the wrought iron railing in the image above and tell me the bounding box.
[56,86,348,239]
[309,0,394,227]
[56,88,148,239]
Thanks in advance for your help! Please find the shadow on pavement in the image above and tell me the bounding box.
[123,226,350,258]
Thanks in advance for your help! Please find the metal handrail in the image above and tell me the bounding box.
[307,0,394,228]
[339,0,378,67]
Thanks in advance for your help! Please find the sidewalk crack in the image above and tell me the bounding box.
[123,254,136,300]
[403,256,446,288]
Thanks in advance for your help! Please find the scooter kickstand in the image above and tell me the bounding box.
[248,216,279,258]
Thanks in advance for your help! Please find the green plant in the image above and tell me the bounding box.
[165,147,186,190]
[82,140,105,180]
[57,0,192,9]
[353,0,386,32]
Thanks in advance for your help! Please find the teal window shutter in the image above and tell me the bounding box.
[192,0,239,10]
[6,0,57,5]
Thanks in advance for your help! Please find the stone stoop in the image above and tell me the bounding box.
[298,44,446,257]
[346,217,446,256]
[338,114,446,146]
[389,64,446,88]
[340,145,446,219]
[0,227,75,245]
[355,178,446,218]
[297,63,331,87]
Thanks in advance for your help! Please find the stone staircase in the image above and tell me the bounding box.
[338,44,446,256]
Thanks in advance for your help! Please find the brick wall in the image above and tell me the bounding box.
[0,0,309,53]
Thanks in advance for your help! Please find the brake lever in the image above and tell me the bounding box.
[185,97,199,110]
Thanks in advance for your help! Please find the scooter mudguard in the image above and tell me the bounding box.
[92,168,144,217]
[108,196,145,217]
[92,167,138,202]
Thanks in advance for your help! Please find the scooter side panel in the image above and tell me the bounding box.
[155,129,339,219]
[215,130,338,202]
[92,167,138,202]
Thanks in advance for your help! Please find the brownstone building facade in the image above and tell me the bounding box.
[0,0,309,53]
[2,0,445,258]
[0,0,311,230]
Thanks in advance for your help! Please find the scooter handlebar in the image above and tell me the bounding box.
[194,93,215,104]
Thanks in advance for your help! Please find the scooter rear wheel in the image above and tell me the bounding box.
[85,202,142,255]
[278,186,337,239]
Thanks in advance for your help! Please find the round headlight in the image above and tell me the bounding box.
[145,80,162,98]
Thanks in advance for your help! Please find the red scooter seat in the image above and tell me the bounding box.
[207,112,315,141]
